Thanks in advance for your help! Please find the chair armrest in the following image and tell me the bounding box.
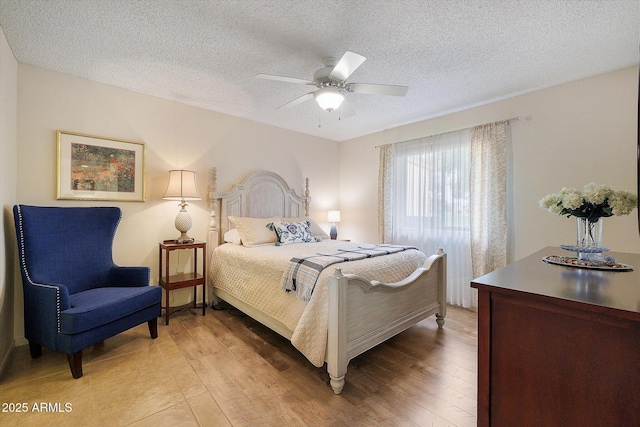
[24,280,71,310]
[108,266,150,287]
[22,280,70,349]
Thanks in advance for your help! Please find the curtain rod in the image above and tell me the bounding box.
[374,116,523,149]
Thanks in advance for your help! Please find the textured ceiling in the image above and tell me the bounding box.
[0,0,638,141]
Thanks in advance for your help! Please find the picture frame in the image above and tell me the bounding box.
[56,130,146,202]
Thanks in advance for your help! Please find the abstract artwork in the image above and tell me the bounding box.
[57,131,146,201]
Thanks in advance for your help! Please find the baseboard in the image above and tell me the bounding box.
[0,341,15,379]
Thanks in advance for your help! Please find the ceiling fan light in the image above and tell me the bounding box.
[314,87,345,112]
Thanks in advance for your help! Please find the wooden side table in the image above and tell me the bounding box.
[158,241,206,325]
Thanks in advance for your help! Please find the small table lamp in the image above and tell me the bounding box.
[328,210,341,240]
[163,169,201,243]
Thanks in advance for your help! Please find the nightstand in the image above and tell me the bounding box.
[158,241,206,325]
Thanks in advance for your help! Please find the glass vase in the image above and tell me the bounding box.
[576,217,603,257]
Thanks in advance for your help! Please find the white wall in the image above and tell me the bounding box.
[0,27,18,372]
[14,64,340,342]
[339,67,640,262]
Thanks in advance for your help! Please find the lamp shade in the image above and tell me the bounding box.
[328,210,341,223]
[162,170,201,201]
[314,87,345,112]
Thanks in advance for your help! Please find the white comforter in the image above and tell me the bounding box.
[210,240,427,366]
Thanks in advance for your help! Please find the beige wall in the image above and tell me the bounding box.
[339,66,640,262]
[14,64,340,343]
[0,28,18,371]
[5,58,640,346]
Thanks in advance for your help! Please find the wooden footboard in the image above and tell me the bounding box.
[326,249,447,394]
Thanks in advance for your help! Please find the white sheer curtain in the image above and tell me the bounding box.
[391,129,474,307]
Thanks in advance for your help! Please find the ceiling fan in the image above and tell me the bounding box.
[256,51,409,117]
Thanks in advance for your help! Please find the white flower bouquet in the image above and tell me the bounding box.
[539,183,637,221]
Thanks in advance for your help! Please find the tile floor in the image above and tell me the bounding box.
[0,311,230,427]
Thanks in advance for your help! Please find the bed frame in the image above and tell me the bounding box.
[207,168,447,394]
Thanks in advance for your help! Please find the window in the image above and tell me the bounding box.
[392,129,473,307]
[380,121,508,308]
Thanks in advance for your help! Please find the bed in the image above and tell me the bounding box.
[206,169,446,394]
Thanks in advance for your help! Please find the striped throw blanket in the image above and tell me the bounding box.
[281,244,417,301]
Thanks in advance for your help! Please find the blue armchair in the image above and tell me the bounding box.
[13,205,162,378]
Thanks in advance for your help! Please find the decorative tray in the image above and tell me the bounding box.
[543,255,633,271]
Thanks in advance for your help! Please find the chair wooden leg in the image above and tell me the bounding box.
[29,342,42,359]
[67,351,83,379]
[148,319,158,339]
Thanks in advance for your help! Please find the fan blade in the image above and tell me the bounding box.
[347,83,409,96]
[255,73,313,85]
[329,51,366,82]
[338,97,355,118]
[277,92,314,109]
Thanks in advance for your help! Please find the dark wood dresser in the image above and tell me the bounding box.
[471,247,640,427]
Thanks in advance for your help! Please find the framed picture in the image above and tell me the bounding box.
[56,130,146,202]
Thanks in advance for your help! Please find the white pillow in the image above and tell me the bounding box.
[223,228,242,245]
[280,217,330,240]
[228,216,280,247]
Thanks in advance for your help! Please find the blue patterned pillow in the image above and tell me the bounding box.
[267,221,321,246]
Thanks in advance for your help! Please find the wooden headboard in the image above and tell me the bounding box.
[207,168,310,250]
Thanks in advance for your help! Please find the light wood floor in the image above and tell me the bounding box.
[0,305,477,427]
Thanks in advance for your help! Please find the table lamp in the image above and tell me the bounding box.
[163,169,201,243]
[328,210,341,240]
